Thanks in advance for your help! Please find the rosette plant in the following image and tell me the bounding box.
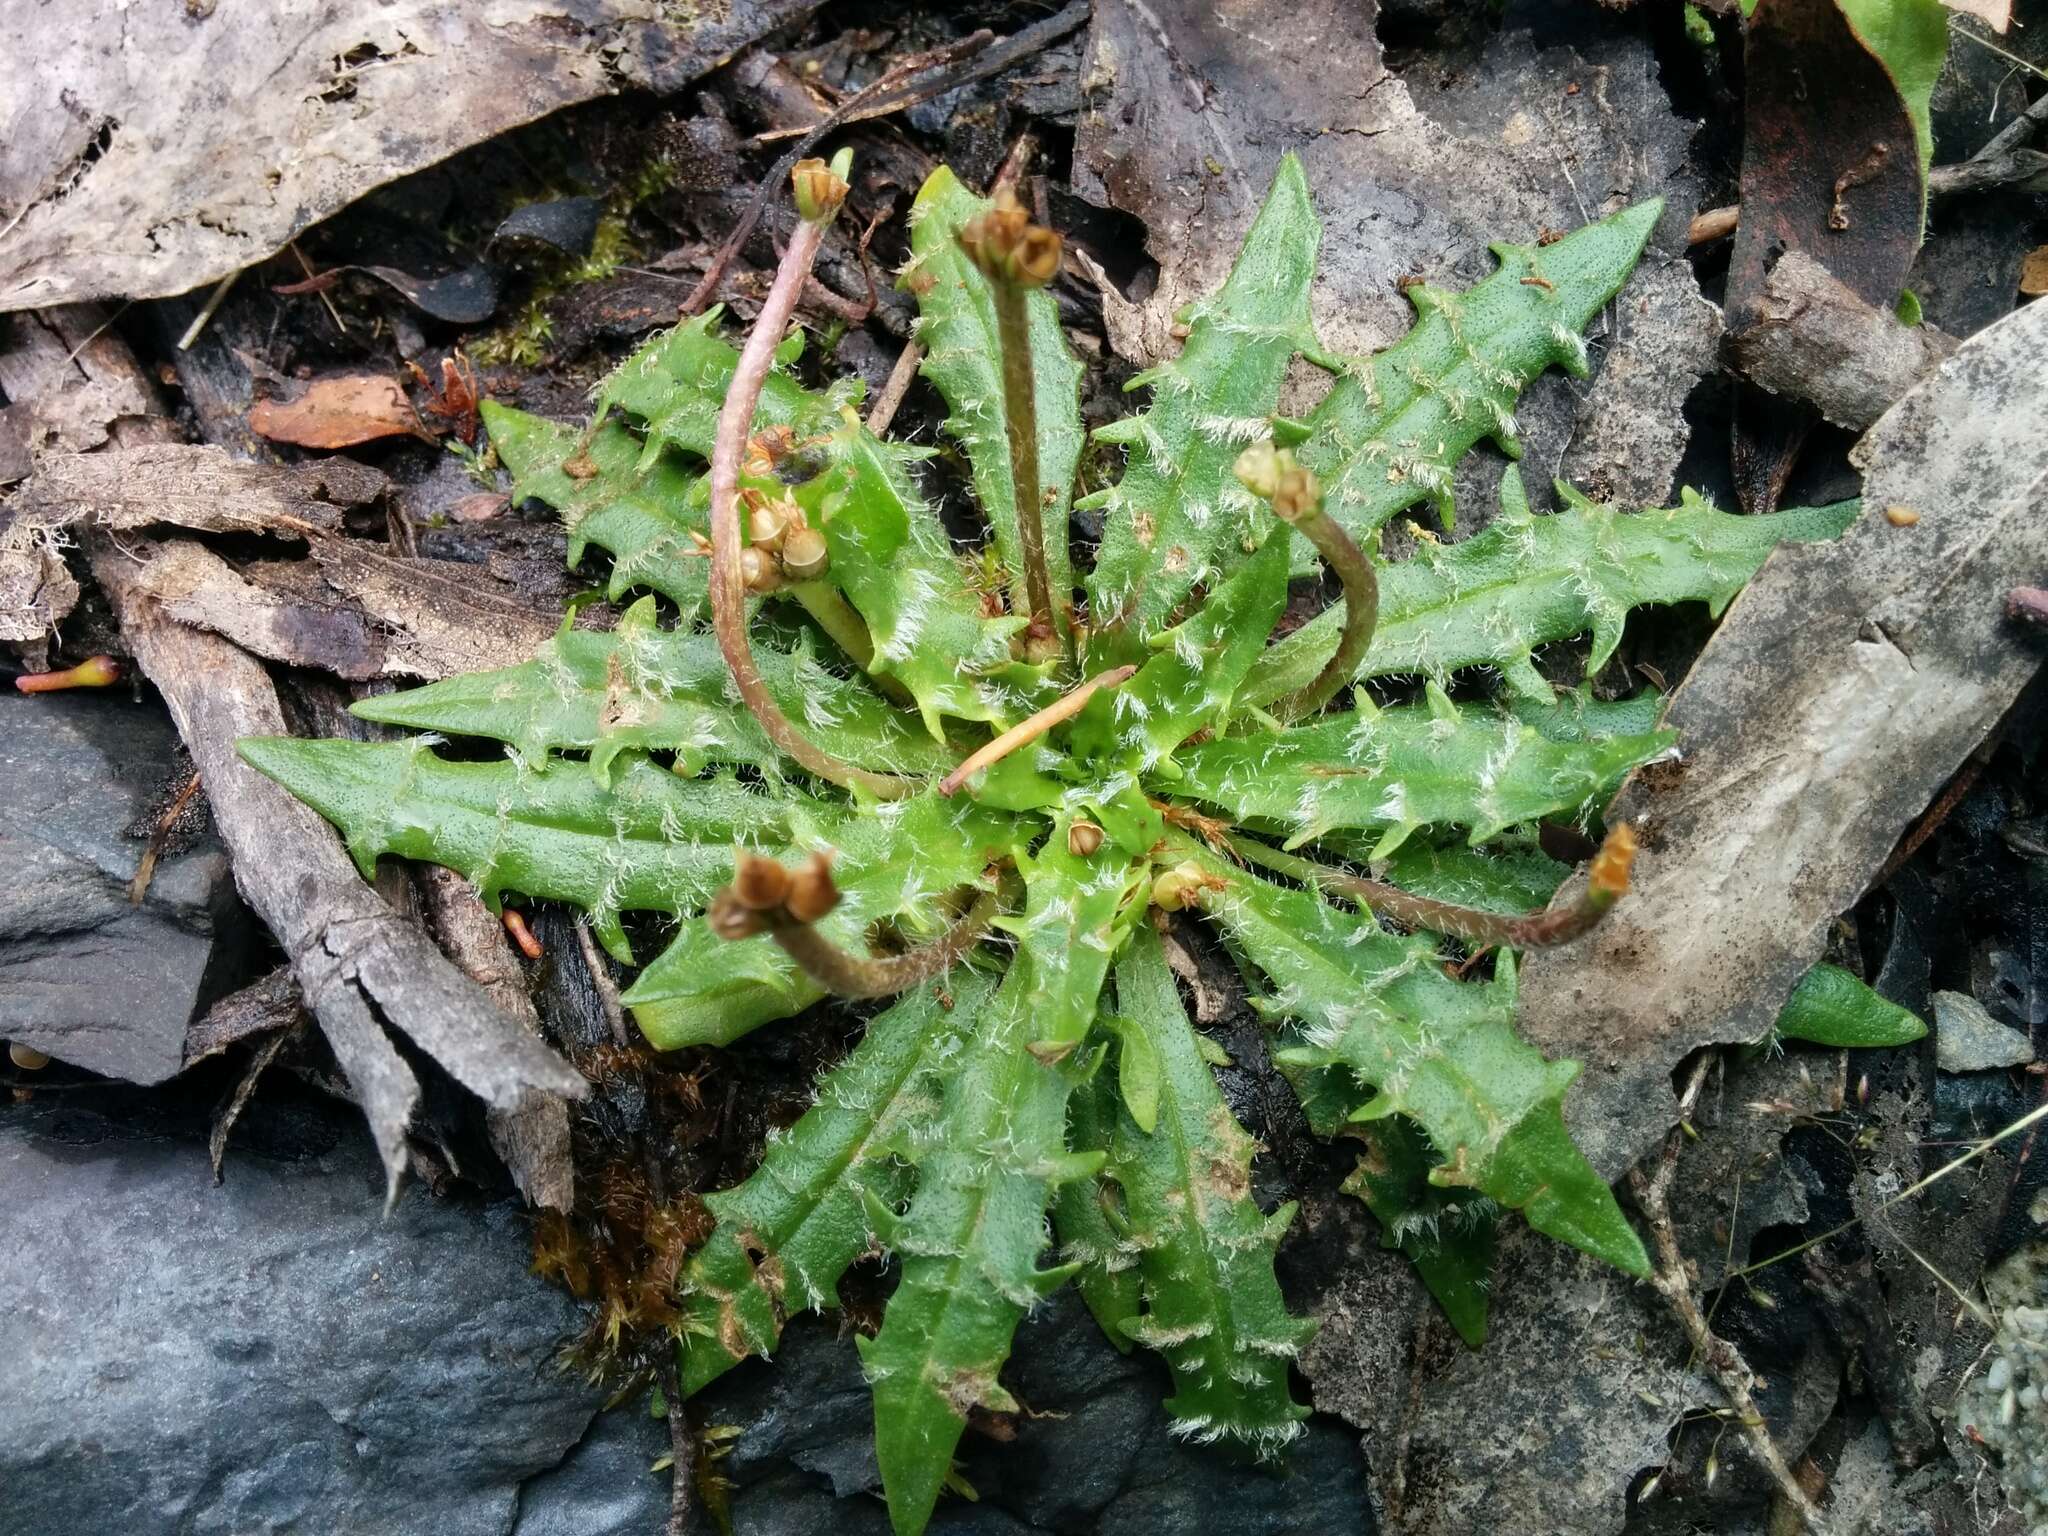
[241,150,1856,1534]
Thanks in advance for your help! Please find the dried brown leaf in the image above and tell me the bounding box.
[249,375,421,450]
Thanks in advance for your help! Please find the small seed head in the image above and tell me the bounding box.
[708,889,766,941]
[747,499,789,551]
[784,853,840,923]
[8,1041,51,1071]
[732,852,793,911]
[792,149,852,225]
[740,544,783,593]
[957,189,1062,289]
[1067,821,1105,858]
[780,525,830,581]
[1150,860,1208,912]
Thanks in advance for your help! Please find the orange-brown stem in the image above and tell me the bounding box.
[937,665,1135,796]
[16,655,122,693]
[1228,824,1637,948]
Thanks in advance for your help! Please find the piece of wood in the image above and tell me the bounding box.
[1518,297,2048,1180]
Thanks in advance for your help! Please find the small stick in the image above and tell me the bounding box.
[864,340,925,437]
[938,664,1135,796]
[127,768,203,906]
[176,270,242,351]
[1228,825,1637,949]
[1631,1057,1833,1534]
[1236,444,1378,720]
[707,154,918,801]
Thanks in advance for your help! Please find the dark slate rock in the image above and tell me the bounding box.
[0,1096,603,1536]
[0,690,245,1082]
[509,1402,672,1536]
[695,1286,1375,1535]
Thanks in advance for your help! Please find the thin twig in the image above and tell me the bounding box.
[678,5,1086,316]
[176,270,242,351]
[864,340,925,437]
[707,178,918,801]
[938,665,1135,796]
[1227,825,1637,949]
[653,1349,697,1536]
[128,768,203,905]
[1631,1056,1833,1534]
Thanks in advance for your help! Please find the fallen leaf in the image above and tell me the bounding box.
[1074,0,1717,516]
[0,0,820,312]
[1518,294,2048,1181]
[2021,244,2048,296]
[249,375,421,449]
[1942,0,2011,30]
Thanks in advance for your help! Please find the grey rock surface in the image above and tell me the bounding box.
[0,689,244,1081]
[1932,990,2036,1073]
[0,1095,603,1536]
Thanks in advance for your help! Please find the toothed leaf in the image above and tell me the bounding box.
[676,976,987,1395]
[1174,695,1670,855]
[1245,483,1861,707]
[1297,200,1663,539]
[1190,847,1648,1276]
[1084,155,1319,642]
[859,966,1078,1536]
[1104,926,1313,1449]
[1342,1116,1497,1349]
[1053,1066,1145,1350]
[351,597,953,783]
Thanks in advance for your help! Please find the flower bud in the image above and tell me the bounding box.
[1150,861,1208,912]
[1067,821,1105,858]
[957,188,1062,289]
[784,853,840,923]
[732,852,793,911]
[1233,442,1285,500]
[15,655,122,693]
[792,148,854,226]
[779,525,830,582]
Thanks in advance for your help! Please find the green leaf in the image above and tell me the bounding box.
[1341,1117,1496,1349]
[1244,479,1862,707]
[810,414,1039,736]
[1104,1015,1161,1134]
[858,964,1082,1536]
[237,737,780,960]
[1297,199,1663,539]
[676,976,985,1395]
[904,166,1086,625]
[1372,835,1571,916]
[1072,537,1289,772]
[996,812,1144,1057]
[1084,155,1320,641]
[1173,687,1671,855]
[351,597,954,784]
[1053,1063,1146,1349]
[625,793,1021,1048]
[1190,845,1648,1276]
[1836,0,1949,182]
[481,401,709,617]
[1772,962,1928,1048]
[1104,925,1314,1450]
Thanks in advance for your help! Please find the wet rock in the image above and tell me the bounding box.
[0,689,245,1082]
[694,1286,1375,1534]
[1932,990,2035,1073]
[0,1094,603,1536]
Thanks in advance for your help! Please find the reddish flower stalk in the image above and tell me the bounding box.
[708,850,1005,999]
[708,154,919,802]
[1235,444,1377,721]
[1228,824,1638,949]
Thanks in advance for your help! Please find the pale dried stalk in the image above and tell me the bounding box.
[937,664,1135,796]
[707,215,918,801]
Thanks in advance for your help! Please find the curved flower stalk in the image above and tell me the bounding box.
[236,151,1872,1536]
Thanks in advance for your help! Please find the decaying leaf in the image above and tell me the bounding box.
[1519,293,2048,1180]
[249,375,422,450]
[0,0,820,312]
[1073,0,1717,514]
